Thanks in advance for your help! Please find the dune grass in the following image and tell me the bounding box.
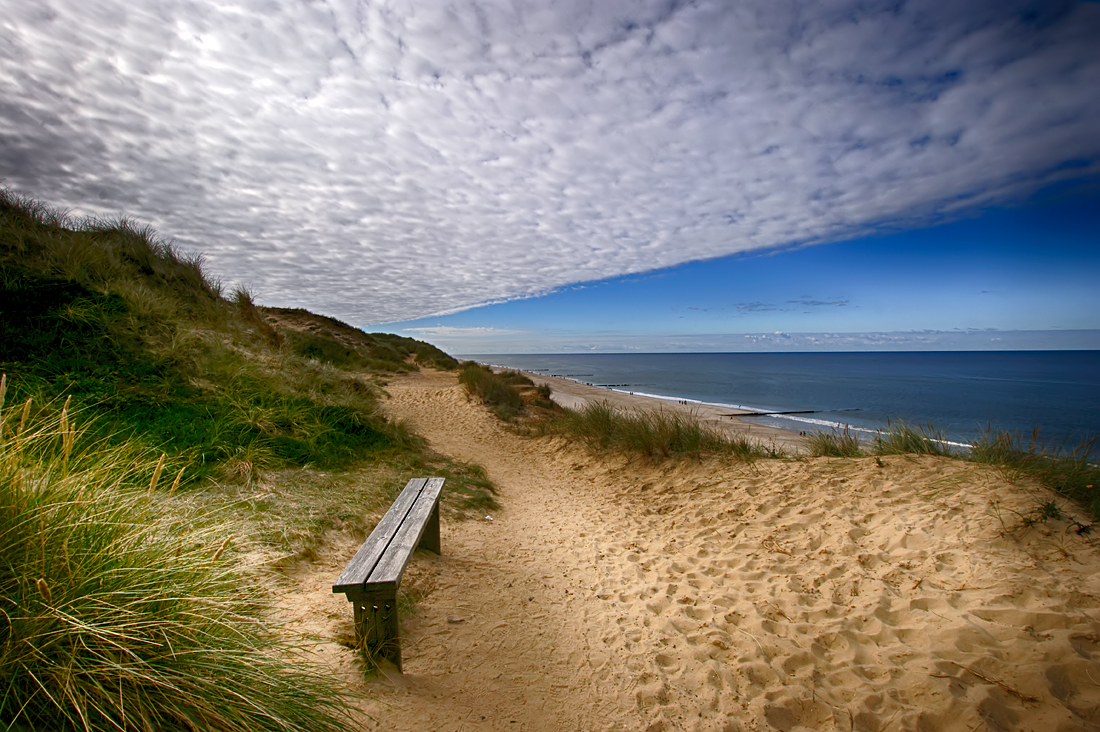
[274,316,457,374]
[0,190,497,718]
[543,400,782,462]
[805,426,865,458]
[870,420,952,456]
[807,421,951,459]
[806,429,864,458]
[970,428,1100,519]
[806,420,1100,520]
[458,363,528,421]
[0,389,348,732]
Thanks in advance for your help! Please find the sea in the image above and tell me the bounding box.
[462,351,1100,449]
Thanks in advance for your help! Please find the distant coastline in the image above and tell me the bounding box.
[469,351,1100,447]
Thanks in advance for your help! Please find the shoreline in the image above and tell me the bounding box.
[499,367,810,453]
[484,364,982,453]
[530,374,982,452]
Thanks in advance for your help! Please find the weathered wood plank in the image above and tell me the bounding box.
[332,478,427,593]
[368,477,444,585]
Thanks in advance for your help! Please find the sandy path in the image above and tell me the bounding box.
[281,369,1100,732]
[351,369,643,730]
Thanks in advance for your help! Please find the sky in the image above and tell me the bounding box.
[2,0,1099,353]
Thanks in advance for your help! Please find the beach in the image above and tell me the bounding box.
[518,370,810,454]
[278,369,1100,731]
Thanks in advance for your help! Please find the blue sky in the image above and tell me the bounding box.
[2,0,1099,353]
[390,183,1100,352]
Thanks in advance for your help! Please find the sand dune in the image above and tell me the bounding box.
[278,369,1100,731]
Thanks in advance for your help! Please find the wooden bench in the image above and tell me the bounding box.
[332,477,444,671]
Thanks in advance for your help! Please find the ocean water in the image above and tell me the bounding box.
[463,351,1100,447]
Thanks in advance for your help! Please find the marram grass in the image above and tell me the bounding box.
[806,426,865,458]
[543,400,781,461]
[0,382,348,732]
[458,362,527,421]
[870,420,952,456]
[970,427,1100,519]
[1,190,418,481]
[807,421,950,458]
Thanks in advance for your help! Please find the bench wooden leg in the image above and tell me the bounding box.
[419,498,441,555]
[351,589,403,672]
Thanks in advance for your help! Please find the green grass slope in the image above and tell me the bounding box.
[0,190,481,730]
[0,189,440,481]
[265,306,456,373]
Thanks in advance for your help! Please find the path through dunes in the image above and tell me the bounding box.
[358,369,642,730]
[343,369,1100,731]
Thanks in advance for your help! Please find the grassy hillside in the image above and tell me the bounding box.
[0,189,484,730]
[0,190,463,479]
[265,306,457,373]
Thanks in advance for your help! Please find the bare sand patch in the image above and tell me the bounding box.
[275,369,1100,731]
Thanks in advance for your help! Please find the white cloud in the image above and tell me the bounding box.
[1,0,1098,325]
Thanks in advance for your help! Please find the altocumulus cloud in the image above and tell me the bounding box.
[2,0,1098,325]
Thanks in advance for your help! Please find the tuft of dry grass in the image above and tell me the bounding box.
[807,426,865,457]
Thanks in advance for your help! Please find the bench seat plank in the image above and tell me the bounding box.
[332,478,433,593]
[368,477,444,586]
